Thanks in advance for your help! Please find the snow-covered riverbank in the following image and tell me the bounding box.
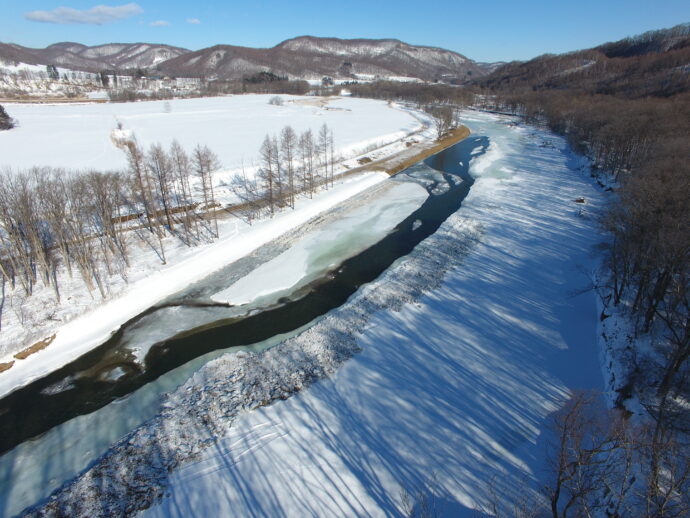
[19,111,609,516]
[0,172,389,399]
[0,162,433,518]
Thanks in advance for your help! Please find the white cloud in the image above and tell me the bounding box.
[186,18,201,25]
[24,3,143,25]
[150,20,170,27]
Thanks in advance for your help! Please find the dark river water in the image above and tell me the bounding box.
[0,135,489,455]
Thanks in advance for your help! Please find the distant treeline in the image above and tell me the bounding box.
[480,23,690,99]
[109,75,311,103]
[347,80,473,106]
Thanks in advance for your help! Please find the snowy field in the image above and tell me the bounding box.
[16,111,610,516]
[0,95,420,172]
[142,112,608,517]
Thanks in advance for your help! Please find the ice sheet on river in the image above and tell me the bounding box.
[211,181,428,306]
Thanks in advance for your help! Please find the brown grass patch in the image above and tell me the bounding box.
[0,361,14,373]
[386,126,471,176]
[14,334,57,360]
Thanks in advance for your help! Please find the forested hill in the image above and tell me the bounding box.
[479,23,690,99]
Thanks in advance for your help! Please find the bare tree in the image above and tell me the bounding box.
[124,138,156,233]
[280,125,297,208]
[147,143,175,231]
[318,123,330,189]
[258,135,277,216]
[425,105,455,139]
[299,129,316,198]
[271,135,284,208]
[193,144,221,238]
[329,128,336,188]
[545,392,635,518]
[169,140,198,244]
[85,171,129,277]
[230,161,262,224]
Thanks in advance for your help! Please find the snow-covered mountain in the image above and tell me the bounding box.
[0,42,189,72]
[157,36,486,82]
[0,36,490,83]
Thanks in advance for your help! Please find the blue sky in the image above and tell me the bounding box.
[1,0,689,62]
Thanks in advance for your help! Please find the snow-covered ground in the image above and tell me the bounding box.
[0,168,429,517]
[141,112,608,517]
[16,111,609,516]
[0,95,420,172]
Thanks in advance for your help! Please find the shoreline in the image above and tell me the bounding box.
[18,136,482,517]
[17,112,607,517]
[340,124,471,178]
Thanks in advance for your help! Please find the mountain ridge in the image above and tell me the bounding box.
[0,36,487,83]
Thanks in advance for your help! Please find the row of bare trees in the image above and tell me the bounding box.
[348,80,474,107]
[0,140,222,305]
[0,168,129,302]
[0,120,341,310]
[121,139,221,260]
[231,123,336,222]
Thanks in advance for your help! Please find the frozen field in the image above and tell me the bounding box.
[0,95,420,172]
